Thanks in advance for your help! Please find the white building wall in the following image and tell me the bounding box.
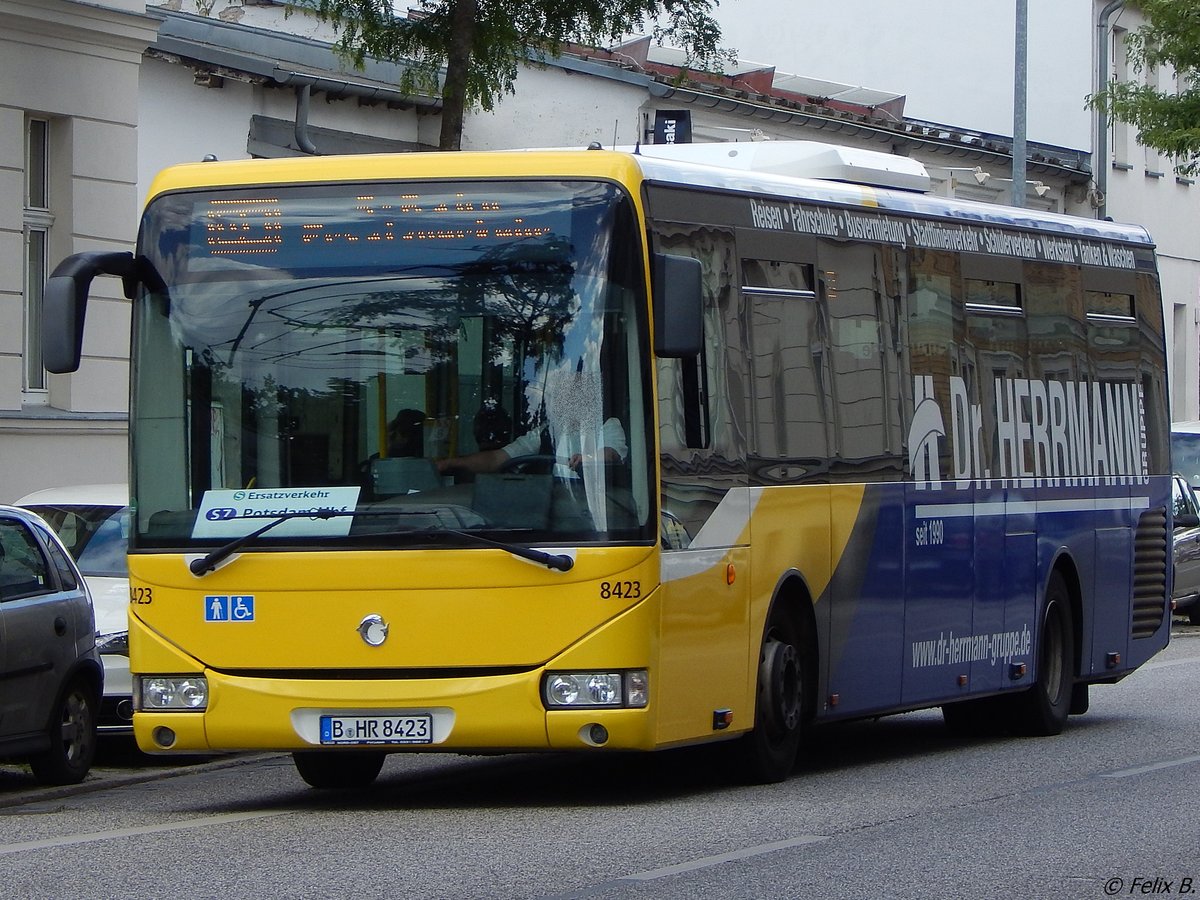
[138,53,439,208]
[0,0,158,502]
[464,64,647,151]
[1098,4,1200,420]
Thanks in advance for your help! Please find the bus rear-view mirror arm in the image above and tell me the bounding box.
[43,251,159,374]
[652,252,703,358]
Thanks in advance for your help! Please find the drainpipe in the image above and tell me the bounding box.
[294,83,319,155]
[1096,0,1125,219]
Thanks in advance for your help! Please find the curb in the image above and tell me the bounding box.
[0,752,279,809]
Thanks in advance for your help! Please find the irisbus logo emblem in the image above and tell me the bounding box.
[357,614,389,647]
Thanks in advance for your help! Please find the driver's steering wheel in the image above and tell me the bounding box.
[498,454,559,475]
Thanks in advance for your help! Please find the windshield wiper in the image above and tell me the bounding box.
[188,508,573,576]
[189,508,341,576]
[395,525,575,572]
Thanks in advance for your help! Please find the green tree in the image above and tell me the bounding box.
[1090,0,1200,174]
[292,0,728,151]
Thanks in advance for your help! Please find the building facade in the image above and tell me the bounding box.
[1,0,1192,499]
[0,0,158,503]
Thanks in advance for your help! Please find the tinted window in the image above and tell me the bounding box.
[37,528,79,591]
[24,505,129,578]
[0,516,52,601]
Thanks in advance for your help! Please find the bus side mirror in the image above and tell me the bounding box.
[43,251,137,374]
[651,253,702,358]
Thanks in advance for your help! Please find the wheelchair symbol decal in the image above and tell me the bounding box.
[205,595,255,622]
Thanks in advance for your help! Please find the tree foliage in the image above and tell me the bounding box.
[292,0,728,151]
[1090,0,1200,174]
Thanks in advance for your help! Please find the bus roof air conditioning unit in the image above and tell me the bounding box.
[643,140,932,193]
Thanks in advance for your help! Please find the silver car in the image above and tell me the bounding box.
[1172,475,1200,624]
[0,505,102,784]
[16,484,131,733]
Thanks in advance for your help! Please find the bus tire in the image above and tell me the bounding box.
[293,751,386,789]
[1009,572,1074,736]
[736,610,805,784]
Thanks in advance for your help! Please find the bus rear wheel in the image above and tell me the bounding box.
[293,750,386,789]
[1009,572,1074,736]
[737,611,805,784]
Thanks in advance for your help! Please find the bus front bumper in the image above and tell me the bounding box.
[133,667,658,754]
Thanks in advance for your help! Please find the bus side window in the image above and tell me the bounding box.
[818,239,905,472]
[744,257,828,468]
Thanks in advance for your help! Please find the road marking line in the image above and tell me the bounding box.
[1100,754,1200,779]
[547,833,830,897]
[622,834,829,880]
[0,810,284,855]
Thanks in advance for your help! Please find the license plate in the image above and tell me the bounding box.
[319,714,433,745]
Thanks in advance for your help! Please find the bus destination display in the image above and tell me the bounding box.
[192,188,558,269]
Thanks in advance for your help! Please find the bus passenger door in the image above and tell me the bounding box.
[652,219,753,744]
[963,272,1036,694]
[902,248,976,707]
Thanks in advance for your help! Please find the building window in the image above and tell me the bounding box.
[24,118,53,396]
[1111,26,1131,169]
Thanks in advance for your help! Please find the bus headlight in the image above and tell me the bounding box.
[542,670,648,709]
[137,675,209,711]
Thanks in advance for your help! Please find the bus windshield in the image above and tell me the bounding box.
[130,180,654,550]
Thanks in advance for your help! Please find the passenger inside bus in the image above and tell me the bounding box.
[386,408,426,458]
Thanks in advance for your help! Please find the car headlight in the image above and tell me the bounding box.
[136,675,209,711]
[542,669,648,709]
[96,631,129,655]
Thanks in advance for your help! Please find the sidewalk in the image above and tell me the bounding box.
[0,745,274,808]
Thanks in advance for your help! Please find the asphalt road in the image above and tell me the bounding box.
[1,618,1198,899]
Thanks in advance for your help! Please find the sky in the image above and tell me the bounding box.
[709,0,1097,149]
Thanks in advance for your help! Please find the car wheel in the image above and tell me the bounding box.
[29,677,99,786]
[292,751,386,789]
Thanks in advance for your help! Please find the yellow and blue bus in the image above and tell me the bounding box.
[43,141,1171,787]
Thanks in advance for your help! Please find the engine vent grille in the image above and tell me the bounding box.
[1132,506,1168,639]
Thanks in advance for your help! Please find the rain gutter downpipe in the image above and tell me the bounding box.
[295,82,319,155]
[1096,0,1125,219]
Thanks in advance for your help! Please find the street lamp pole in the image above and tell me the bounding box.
[1012,0,1028,207]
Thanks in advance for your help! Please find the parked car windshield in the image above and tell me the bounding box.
[22,504,130,578]
[1173,427,1200,490]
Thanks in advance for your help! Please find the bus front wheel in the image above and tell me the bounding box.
[293,750,386,789]
[737,611,805,784]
